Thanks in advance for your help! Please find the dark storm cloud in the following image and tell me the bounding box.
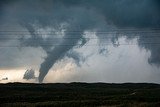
[58,0,160,28]
[138,33,160,66]
[1,0,160,27]
[55,0,160,67]
[0,0,160,82]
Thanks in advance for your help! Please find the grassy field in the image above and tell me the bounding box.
[0,82,160,107]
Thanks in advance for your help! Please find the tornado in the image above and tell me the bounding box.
[38,31,82,83]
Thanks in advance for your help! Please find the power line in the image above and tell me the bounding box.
[0,31,160,34]
[0,29,160,32]
[1,43,160,47]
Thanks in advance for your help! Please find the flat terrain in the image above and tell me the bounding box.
[0,83,160,107]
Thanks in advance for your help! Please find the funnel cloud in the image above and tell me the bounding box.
[23,69,35,80]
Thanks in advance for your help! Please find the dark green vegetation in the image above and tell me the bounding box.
[0,83,160,107]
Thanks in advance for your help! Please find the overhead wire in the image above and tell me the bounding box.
[0,29,160,47]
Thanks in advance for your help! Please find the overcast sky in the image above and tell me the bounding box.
[0,0,160,83]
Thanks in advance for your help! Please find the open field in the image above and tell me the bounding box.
[0,83,160,107]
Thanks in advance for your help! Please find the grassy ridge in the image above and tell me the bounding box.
[0,83,160,107]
